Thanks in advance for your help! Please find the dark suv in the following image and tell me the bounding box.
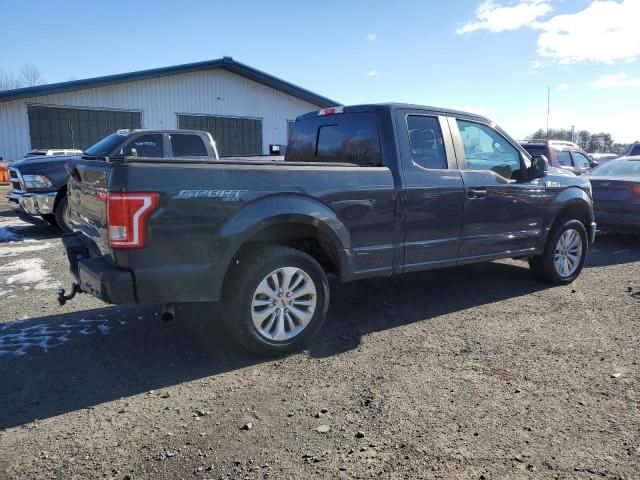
[519,140,596,176]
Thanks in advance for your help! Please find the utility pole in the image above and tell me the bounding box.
[570,124,575,143]
[546,87,550,139]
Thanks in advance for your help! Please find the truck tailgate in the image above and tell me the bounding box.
[67,160,113,253]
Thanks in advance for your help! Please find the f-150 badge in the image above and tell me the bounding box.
[545,181,561,188]
[174,189,248,201]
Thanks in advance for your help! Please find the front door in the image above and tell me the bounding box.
[396,111,465,271]
[450,118,554,260]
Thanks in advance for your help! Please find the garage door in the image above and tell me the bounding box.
[28,106,141,151]
[178,114,262,157]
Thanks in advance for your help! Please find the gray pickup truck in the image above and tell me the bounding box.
[8,129,219,232]
[60,104,596,354]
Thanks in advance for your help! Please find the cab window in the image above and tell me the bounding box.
[287,113,381,166]
[123,134,163,157]
[406,115,447,169]
[170,134,207,157]
[456,120,521,179]
[555,150,573,167]
[574,151,592,168]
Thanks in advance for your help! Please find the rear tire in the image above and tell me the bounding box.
[223,246,330,355]
[54,195,72,233]
[529,218,588,285]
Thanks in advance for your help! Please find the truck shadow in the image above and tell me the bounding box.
[1,260,548,430]
[310,260,545,358]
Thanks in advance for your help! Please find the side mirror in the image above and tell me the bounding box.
[130,147,138,158]
[530,154,548,179]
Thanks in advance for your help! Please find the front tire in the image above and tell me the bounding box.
[54,195,72,233]
[223,246,330,355]
[529,219,588,285]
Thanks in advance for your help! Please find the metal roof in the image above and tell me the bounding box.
[0,57,340,108]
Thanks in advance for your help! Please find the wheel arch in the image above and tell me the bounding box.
[214,195,351,297]
[544,188,595,243]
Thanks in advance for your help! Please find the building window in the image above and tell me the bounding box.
[27,105,141,151]
[178,114,262,157]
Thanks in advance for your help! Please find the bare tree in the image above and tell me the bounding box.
[19,64,45,87]
[0,70,23,91]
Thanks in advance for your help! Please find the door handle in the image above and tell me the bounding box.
[468,188,487,199]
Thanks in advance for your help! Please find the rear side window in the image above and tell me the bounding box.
[170,134,207,157]
[286,113,381,166]
[555,149,572,167]
[406,115,447,169]
[123,134,163,157]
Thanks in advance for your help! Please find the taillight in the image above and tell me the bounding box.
[633,185,640,196]
[107,193,159,249]
[318,106,343,116]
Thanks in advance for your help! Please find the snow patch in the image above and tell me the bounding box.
[0,318,114,357]
[0,257,61,290]
[0,216,37,243]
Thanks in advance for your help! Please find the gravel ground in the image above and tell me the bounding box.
[0,185,639,480]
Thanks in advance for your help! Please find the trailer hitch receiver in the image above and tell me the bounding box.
[57,283,82,306]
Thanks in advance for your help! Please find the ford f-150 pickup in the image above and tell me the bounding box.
[60,104,596,355]
[8,129,219,232]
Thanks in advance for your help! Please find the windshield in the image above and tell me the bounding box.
[591,159,640,177]
[84,132,129,157]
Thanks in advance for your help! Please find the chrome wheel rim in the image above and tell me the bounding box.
[251,267,317,342]
[554,229,583,278]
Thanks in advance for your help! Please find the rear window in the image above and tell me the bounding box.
[286,113,381,166]
[170,134,207,157]
[521,145,547,157]
[630,145,640,156]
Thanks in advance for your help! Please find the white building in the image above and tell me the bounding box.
[0,57,338,161]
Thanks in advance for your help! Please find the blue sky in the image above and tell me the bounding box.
[1,0,639,142]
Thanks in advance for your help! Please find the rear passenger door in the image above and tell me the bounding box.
[395,110,465,271]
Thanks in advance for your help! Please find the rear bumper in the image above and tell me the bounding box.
[7,190,57,216]
[595,211,640,234]
[62,233,225,304]
[62,233,136,304]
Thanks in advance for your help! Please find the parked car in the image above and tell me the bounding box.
[60,104,596,355]
[23,148,83,159]
[519,139,597,175]
[590,153,619,165]
[627,142,640,157]
[7,129,219,232]
[588,156,640,234]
